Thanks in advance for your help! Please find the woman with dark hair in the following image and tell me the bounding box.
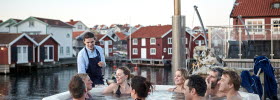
[131,76,153,100]
[103,67,131,95]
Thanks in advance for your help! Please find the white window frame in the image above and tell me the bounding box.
[100,41,104,45]
[133,39,138,45]
[150,48,156,55]
[168,38,172,44]
[44,45,54,62]
[163,48,166,52]
[141,38,146,46]
[150,38,156,45]
[168,48,172,55]
[195,40,205,45]
[78,25,83,29]
[245,19,265,34]
[108,40,112,45]
[133,48,138,55]
[60,46,63,55]
[214,40,219,47]
[66,46,70,55]
[17,45,28,63]
[29,21,34,27]
[186,38,188,44]
[109,48,112,53]
[271,18,280,34]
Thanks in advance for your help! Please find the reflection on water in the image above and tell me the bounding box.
[0,67,76,100]
[0,66,174,100]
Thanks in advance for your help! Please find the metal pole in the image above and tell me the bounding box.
[172,0,186,78]
[129,27,132,60]
[271,30,274,59]
[194,5,208,47]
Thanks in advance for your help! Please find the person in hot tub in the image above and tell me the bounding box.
[168,68,188,93]
[103,67,131,96]
[77,73,94,100]
[183,75,207,100]
[130,75,154,100]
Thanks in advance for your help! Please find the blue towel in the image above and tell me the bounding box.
[240,70,263,99]
[254,56,278,99]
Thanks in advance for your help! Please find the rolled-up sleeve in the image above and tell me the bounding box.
[77,51,86,73]
[97,46,106,67]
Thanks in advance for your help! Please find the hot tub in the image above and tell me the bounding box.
[42,85,259,100]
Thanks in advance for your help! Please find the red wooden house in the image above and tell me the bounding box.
[231,0,280,41]
[127,25,197,65]
[230,0,280,58]
[190,32,207,58]
[29,35,60,63]
[95,34,115,57]
[0,33,38,73]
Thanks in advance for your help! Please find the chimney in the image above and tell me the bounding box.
[70,19,73,22]
[158,24,161,26]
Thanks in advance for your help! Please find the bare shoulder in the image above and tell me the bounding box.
[103,83,118,94]
[168,88,174,92]
[229,94,242,100]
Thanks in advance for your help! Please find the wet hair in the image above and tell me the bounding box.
[118,67,131,80]
[186,75,207,97]
[68,75,86,99]
[131,76,154,98]
[176,68,188,80]
[210,67,224,81]
[83,32,95,41]
[222,70,241,91]
[77,73,89,81]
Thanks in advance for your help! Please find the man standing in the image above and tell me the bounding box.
[218,70,242,100]
[205,68,226,99]
[77,32,106,87]
[183,75,207,100]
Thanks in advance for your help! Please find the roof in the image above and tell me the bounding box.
[131,25,172,38]
[72,31,85,39]
[115,32,127,40]
[0,33,22,44]
[13,19,22,23]
[95,34,105,41]
[29,35,49,43]
[0,33,38,46]
[29,34,60,45]
[34,17,73,27]
[135,24,142,28]
[193,26,201,30]
[66,20,79,25]
[0,18,22,27]
[95,34,115,42]
[230,0,280,18]
[192,32,208,41]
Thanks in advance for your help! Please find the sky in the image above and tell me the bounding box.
[0,0,235,28]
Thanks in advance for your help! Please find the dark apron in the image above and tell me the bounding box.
[85,48,104,87]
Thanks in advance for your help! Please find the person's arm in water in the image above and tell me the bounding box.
[97,46,106,67]
[102,83,117,94]
[77,50,86,73]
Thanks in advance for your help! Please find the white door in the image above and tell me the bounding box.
[199,40,202,46]
[141,48,146,58]
[104,41,109,57]
[17,46,28,63]
[141,38,146,46]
